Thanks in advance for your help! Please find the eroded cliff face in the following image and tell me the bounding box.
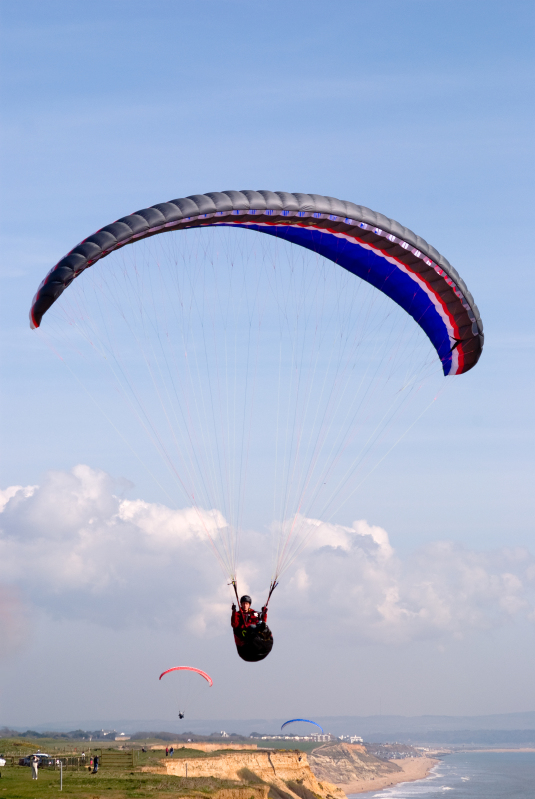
[308,743,402,785]
[144,748,346,799]
[213,787,269,799]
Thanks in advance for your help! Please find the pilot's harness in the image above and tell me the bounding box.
[230,579,278,627]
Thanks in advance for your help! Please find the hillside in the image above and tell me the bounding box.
[308,743,401,785]
[308,742,438,795]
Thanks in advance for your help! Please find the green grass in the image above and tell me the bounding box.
[0,764,250,798]
[257,741,322,755]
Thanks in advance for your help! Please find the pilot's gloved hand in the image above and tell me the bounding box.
[232,603,236,611]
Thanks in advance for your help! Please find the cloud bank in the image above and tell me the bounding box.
[1,465,534,648]
[0,584,27,658]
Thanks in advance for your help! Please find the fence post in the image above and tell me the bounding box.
[60,760,63,791]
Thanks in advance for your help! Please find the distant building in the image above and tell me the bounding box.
[99,730,117,740]
[220,731,229,738]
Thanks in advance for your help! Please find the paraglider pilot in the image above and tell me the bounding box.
[231,595,267,647]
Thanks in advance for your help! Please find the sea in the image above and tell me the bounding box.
[348,751,535,798]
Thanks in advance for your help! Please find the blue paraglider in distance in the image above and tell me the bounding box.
[281,719,324,733]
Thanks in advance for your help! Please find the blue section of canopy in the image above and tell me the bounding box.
[281,718,325,733]
[234,224,453,375]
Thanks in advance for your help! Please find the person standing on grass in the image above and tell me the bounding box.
[93,754,99,774]
[31,754,39,780]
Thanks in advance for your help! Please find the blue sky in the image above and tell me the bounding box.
[0,0,534,728]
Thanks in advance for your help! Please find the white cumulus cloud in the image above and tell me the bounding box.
[1,465,534,646]
[282,518,535,643]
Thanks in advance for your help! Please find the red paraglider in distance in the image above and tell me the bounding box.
[159,666,213,686]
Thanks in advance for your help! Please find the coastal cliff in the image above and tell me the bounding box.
[308,743,401,784]
[308,742,437,795]
[143,748,346,799]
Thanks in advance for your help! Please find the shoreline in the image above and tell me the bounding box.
[340,756,439,795]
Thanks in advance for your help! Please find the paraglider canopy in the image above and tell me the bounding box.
[29,190,483,377]
[159,666,213,686]
[159,667,213,716]
[281,719,324,733]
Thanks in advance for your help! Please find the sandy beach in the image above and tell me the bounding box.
[339,756,439,795]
